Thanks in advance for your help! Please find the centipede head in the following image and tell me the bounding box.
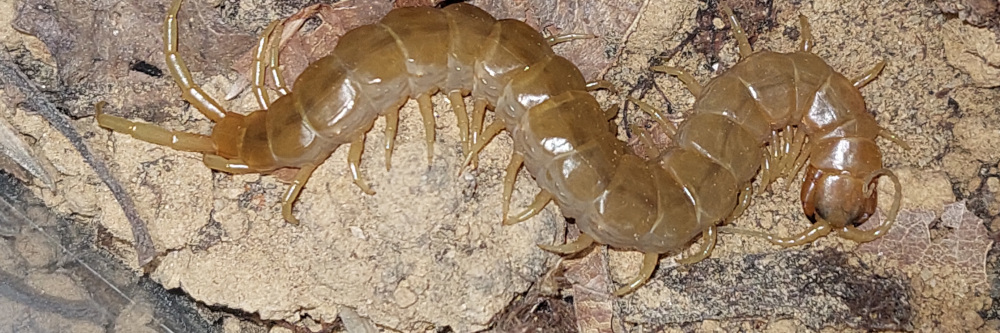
[800,165,878,228]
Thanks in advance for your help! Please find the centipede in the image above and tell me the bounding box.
[96,0,903,295]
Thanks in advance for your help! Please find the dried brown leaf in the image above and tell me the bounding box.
[564,248,618,333]
[857,201,993,291]
[13,0,255,117]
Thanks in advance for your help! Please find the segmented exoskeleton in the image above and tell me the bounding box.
[96,1,902,295]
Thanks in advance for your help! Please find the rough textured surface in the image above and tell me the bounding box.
[620,249,912,331]
[3,0,1000,331]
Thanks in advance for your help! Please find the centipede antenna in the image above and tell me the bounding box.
[164,0,227,122]
[251,21,281,110]
[268,20,290,96]
[838,168,902,243]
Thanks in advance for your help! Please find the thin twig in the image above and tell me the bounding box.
[0,48,156,266]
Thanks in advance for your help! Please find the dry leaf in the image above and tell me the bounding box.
[857,201,993,291]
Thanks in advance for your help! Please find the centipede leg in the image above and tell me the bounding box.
[164,0,226,122]
[586,80,617,93]
[251,20,280,110]
[650,65,702,97]
[417,93,436,164]
[383,107,400,170]
[878,128,911,149]
[501,152,524,223]
[629,123,661,157]
[202,154,254,173]
[614,253,660,296]
[461,121,505,170]
[627,96,677,140]
[537,233,593,255]
[783,127,807,171]
[280,163,319,225]
[725,183,754,224]
[348,134,376,195]
[507,190,553,225]
[775,127,809,191]
[852,61,886,88]
[96,102,216,153]
[798,14,814,53]
[676,226,717,265]
[759,147,776,188]
[447,91,472,165]
[720,4,753,58]
[469,99,488,167]
[546,33,595,46]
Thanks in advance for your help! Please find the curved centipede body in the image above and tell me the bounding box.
[96,0,902,295]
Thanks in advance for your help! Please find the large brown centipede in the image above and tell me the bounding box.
[96,0,903,295]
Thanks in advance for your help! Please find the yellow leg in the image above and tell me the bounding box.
[501,152,524,223]
[719,4,753,59]
[675,226,717,265]
[506,190,553,225]
[164,0,227,122]
[202,154,254,174]
[546,33,595,46]
[348,134,375,195]
[614,253,660,296]
[447,91,470,154]
[878,128,911,150]
[798,14,814,53]
[383,108,400,171]
[586,80,618,93]
[852,61,886,88]
[725,183,754,224]
[650,65,702,97]
[627,96,677,140]
[417,93,436,164]
[629,123,661,157]
[537,233,594,255]
[95,102,216,153]
[469,99,488,162]
[460,121,505,171]
[281,163,318,225]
